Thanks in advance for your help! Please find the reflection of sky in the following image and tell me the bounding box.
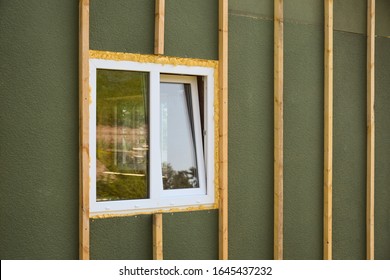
[160,83,197,172]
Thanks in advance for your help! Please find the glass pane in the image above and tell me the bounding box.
[96,69,149,201]
[160,82,199,190]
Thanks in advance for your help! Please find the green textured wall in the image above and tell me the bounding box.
[375,37,390,260]
[284,22,324,260]
[90,0,154,54]
[333,32,366,260]
[375,9,390,260]
[0,0,79,259]
[228,12,274,260]
[283,2,324,260]
[165,0,218,60]
[1,0,389,260]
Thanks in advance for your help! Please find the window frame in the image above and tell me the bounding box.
[89,56,216,216]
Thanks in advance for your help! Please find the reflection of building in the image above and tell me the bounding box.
[97,124,148,173]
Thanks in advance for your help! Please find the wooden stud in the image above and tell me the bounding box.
[366,0,375,261]
[218,0,228,260]
[79,0,90,260]
[154,0,165,55]
[274,0,284,260]
[153,214,163,260]
[324,0,333,260]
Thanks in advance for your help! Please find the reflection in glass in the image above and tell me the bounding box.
[96,69,149,201]
[160,82,199,190]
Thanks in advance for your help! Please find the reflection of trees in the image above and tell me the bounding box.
[162,162,198,189]
[97,174,147,201]
[96,146,148,201]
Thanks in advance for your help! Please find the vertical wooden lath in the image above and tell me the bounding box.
[154,0,165,55]
[79,0,90,260]
[153,213,163,260]
[366,0,375,261]
[274,0,284,261]
[324,0,333,261]
[218,0,229,260]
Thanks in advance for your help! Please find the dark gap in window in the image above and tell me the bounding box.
[184,84,199,188]
[197,76,205,149]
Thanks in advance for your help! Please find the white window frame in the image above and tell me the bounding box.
[89,58,215,216]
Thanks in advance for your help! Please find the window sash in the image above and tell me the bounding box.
[159,75,206,198]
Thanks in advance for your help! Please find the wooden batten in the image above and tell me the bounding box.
[324,0,333,260]
[153,214,163,260]
[274,0,284,261]
[154,0,165,55]
[79,0,90,260]
[218,0,229,260]
[366,0,375,261]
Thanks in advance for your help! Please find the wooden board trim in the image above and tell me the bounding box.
[324,0,333,261]
[79,0,90,260]
[154,0,165,55]
[366,0,375,261]
[274,0,284,261]
[218,0,228,260]
[153,213,163,260]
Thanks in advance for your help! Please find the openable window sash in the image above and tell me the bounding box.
[160,83,199,190]
[159,76,206,196]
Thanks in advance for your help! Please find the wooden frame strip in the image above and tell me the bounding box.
[366,0,375,260]
[274,0,284,260]
[153,213,163,260]
[79,0,90,260]
[324,0,333,260]
[154,0,165,55]
[218,0,228,260]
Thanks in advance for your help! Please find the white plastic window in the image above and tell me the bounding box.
[89,58,215,216]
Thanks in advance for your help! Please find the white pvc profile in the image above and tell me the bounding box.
[89,58,215,216]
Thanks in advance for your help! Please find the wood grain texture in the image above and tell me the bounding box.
[153,214,163,260]
[79,0,90,260]
[274,0,284,261]
[366,0,375,261]
[154,0,165,55]
[324,0,333,261]
[218,0,228,260]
